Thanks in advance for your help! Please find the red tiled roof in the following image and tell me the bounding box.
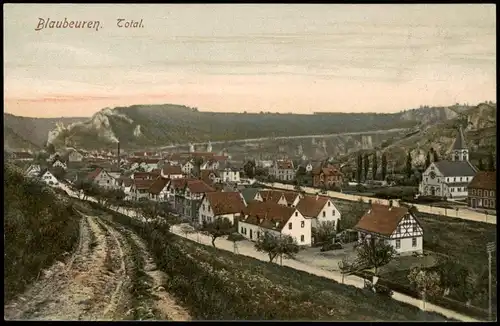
[133,172,155,180]
[148,177,169,194]
[117,177,133,187]
[169,178,196,190]
[87,168,103,181]
[200,169,218,184]
[312,166,343,176]
[13,152,33,159]
[469,171,496,191]
[259,190,286,204]
[205,191,246,215]
[162,164,182,175]
[296,195,329,218]
[276,160,294,169]
[186,180,215,193]
[133,179,155,190]
[242,201,296,230]
[282,191,301,205]
[353,204,409,237]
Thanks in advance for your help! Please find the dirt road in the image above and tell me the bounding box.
[4,210,191,321]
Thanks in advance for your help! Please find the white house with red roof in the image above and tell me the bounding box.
[238,201,312,246]
[296,194,341,230]
[87,168,118,189]
[160,164,184,179]
[198,191,247,225]
[353,204,424,255]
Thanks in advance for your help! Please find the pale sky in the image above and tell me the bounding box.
[3,4,496,117]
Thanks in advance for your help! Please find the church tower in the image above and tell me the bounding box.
[451,126,469,162]
[189,143,195,153]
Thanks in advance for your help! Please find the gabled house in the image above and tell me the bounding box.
[131,179,155,201]
[198,191,247,225]
[181,160,195,175]
[87,168,118,189]
[269,160,295,181]
[117,177,134,199]
[68,149,84,162]
[240,187,261,204]
[255,190,288,206]
[148,177,170,201]
[467,171,496,210]
[353,204,424,255]
[25,164,42,178]
[217,163,241,183]
[52,159,67,170]
[281,191,304,207]
[312,165,343,189]
[238,201,312,246]
[160,164,184,179]
[296,194,341,231]
[182,180,216,221]
[39,169,59,186]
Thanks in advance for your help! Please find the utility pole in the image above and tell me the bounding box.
[487,242,496,321]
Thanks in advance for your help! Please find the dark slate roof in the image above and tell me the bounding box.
[452,127,467,150]
[446,182,469,187]
[240,188,260,203]
[434,160,477,177]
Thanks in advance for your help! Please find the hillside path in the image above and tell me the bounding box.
[4,211,190,321]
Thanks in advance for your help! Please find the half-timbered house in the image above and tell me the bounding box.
[353,204,424,255]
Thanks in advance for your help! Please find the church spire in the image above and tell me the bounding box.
[451,126,468,161]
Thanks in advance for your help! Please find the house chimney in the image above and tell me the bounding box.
[117,142,121,170]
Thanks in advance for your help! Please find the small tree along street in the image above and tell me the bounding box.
[254,231,299,263]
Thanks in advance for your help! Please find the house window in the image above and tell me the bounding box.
[301,221,305,228]
[413,226,417,233]
[107,180,110,184]
[478,190,483,197]
[301,235,305,242]
[327,202,331,207]
[412,238,417,247]
[397,226,401,233]
[322,211,326,217]
[332,210,335,216]
[241,227,244,233]
[472,189,476,195]
[295,211,298,216]
[460,177,462,181]
[490,191,494,197]
[288,223,292,230]
[202,204,205,210]
[396,240,401,249]
[257,231,261,238]
[453,177,456,182]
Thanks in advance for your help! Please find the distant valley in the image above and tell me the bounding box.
[3,102,496,170]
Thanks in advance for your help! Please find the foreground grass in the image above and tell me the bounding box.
[92,202,449,321]
[4,164,80,302]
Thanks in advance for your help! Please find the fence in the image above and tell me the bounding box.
[260,182,496,225]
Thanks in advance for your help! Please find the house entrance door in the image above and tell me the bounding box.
[471,198,476,208]
[431,187,435,196]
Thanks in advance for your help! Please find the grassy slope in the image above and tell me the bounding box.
[4,164,81,302]
[96,202,449,321]
[3,113,87,148]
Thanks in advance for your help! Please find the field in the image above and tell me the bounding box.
[4,164,81,302]
[97,203,450,321]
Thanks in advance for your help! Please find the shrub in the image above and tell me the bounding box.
[4,164,80,302]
